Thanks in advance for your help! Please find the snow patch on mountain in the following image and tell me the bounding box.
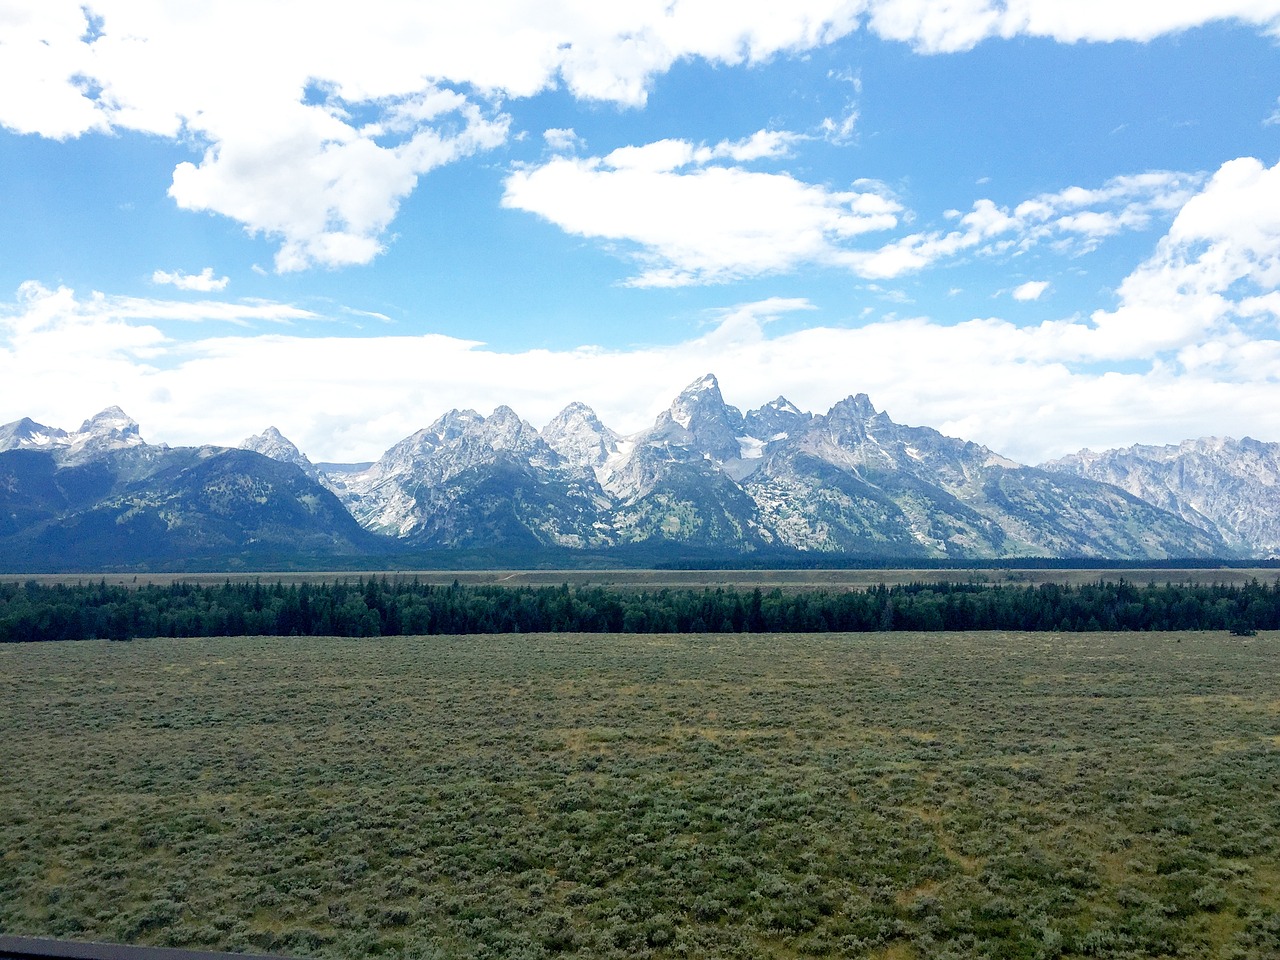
[0,417,68,452]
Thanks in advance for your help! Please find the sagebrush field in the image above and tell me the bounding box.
[2,631,1277,958]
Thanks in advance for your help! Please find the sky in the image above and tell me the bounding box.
[1,1,1279,465]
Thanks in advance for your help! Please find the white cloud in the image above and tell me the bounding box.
[820,107,859,144]
[1077,156,1280,361]
[712,129,805,163]
[544,127,585,153]
[167,92,509,273]
[0,6,107,138]
[1012,280,1049,301]
[151,267,229,292]
[0,2,868,272]
[819,67,861,144]
[503,136,901,286]
[2,281,315,336]
[849,170,1203,279]
[5,3,1270,275]
[848,197,1015,279]
[867,0,1280,53]
[4,157,1262,464]
[4,196,1279,469]
[1266,97,1280,125]
[508,136,1202,286]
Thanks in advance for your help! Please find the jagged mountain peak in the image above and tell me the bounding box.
[0,416,68,452]
[77,406,140,437]
[543,402,619,471]
[241,425,293,450]
[426,408,485,443]
[484,405,525,432]
[1042,434,1280,554]
[553,400,598,417]
[765,396,803,415]
[57,406,148,464]
[685,372,720,393]
[667,373,732,429]
[647,374,744,462]
[6,416,54,436]
[475,405,549,456]
[241,426,316,476]
[827,393,879,421]
[744,396,812,442]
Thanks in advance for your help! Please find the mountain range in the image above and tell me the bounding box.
[1,376,1276,571]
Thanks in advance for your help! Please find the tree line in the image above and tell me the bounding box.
[0,576,1276,642]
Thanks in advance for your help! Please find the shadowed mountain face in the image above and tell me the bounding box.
[0,431,379,571]
[0,383,1250,570]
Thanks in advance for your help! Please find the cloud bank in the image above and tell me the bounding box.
[3,156,1277,466]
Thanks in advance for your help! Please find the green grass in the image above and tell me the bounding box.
[1,631,1278,958]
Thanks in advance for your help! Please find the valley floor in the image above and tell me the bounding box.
[1,631,1277,958]
[3,566,1278,591]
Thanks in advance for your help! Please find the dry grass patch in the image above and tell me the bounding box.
[1,630,1277,958]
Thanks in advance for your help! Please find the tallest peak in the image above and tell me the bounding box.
[658,373,743,459]
[682,373,720,394]
[78,406,140,437]
[82,405,136,426]
[669,374,728,423]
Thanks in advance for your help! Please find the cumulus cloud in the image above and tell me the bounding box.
[168,91,510,273]
[506,152,1200,288]
[867,0,1280,53]
[151,267,229,292]
[503,134,901,286]
[4,2,1271,274]
[1080,156,1280,364]
[0,2,868,272]
[848,170,1203,279]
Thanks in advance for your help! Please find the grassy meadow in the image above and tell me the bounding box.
[1,630,1277,959]
[3,567,1277,592]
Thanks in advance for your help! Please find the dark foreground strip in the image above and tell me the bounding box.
[0,937,291,960]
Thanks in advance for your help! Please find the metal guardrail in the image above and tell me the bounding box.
[0,937,291,960]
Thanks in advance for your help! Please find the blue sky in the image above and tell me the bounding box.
[2,2,1279,463]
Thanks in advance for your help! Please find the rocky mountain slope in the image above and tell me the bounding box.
[321,405,610,548]
[1043,437,1280,556]
[312,374,1229,559]
[3,381,1267,570]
